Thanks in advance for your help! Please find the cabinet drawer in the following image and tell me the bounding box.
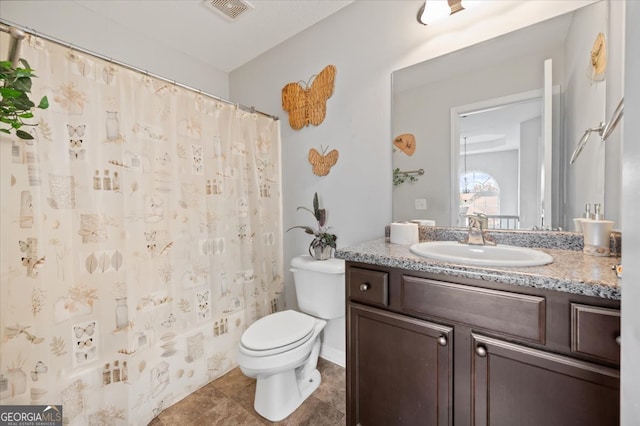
[571,304,620,364]
[348,267,388,306]
[401,276,546,343]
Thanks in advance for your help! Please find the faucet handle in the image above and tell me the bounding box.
[474,213,489,229]
[468,216,482,228]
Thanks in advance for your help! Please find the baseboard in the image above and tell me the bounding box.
[320,345,345,368]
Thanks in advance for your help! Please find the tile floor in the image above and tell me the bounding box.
[148,358,346,425]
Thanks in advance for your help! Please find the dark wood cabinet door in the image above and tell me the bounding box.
[471,333,620,426]
[347,303,453,426]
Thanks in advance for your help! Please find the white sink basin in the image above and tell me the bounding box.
[409,241,553,267]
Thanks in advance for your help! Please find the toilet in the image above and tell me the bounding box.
[237,255,345,422]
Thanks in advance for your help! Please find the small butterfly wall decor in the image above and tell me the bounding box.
[282,65,336,130]
[308,145,339,176]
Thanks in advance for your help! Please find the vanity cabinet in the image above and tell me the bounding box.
[349,303,453,426]
[471,333,619,426]
[346,262,620,426]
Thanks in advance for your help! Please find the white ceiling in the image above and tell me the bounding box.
[76,0,354,72]
[459,99,543,154]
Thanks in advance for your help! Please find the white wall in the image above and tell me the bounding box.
[561,0,625,229]
[562,1,608,228]
[621,2,640,423]
[605,0,625,230]
[520,116,543,229]
[229,0,597,309]
[0,1,229,97]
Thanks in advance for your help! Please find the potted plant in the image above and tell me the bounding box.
[0,58,49,140]
[287,192,337,260]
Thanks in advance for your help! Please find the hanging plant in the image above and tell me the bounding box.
[0,59,49,140]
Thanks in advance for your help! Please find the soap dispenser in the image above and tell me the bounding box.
[593,203,604,220]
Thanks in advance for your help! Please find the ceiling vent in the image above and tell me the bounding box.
[203,0,254,21]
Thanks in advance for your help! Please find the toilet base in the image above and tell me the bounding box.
[254,368,321,421]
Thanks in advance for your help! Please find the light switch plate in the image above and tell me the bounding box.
[415,198,427,210]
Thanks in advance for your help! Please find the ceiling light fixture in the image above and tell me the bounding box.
[417,0,465,26]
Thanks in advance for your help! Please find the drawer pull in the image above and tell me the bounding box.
[359,283,370,292]
[475,345,488,357]
[437,335,448,346]
[616,335,621,346]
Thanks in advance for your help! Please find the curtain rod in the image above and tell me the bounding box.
[0,19,279,122]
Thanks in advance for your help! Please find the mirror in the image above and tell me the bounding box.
[392,1,620,231]
[453,92,547,229]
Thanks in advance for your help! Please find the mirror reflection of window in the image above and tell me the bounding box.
[459,171,500,221]
[457,95,544,230]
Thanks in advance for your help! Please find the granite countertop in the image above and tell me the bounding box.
[335,237,621,300]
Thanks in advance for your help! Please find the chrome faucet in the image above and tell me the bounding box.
[461,213,496,246]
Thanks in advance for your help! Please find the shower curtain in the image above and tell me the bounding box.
[0,31,283,425]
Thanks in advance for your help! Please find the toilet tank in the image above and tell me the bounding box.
[290,255,345,320]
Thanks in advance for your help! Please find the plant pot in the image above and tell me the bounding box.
[310,245,332,261]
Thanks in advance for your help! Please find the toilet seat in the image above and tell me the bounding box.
[240,310,316,357]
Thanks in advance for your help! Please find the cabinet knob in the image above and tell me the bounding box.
[616,335,621,346]
[475,345,488,357]
[437,335,448,346]
[359,283,370,292]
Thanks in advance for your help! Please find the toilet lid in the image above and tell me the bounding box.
[241,310,315,351]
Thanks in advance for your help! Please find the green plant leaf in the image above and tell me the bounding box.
[312,192,321,221]
[38,96,49,109]
[0,87,23,98]
[14,69,34,79]
[13,77,33,93]
[12,97,35,110]
[0,59,45,140]
[16,129,34,139]
[318,209,326,227]
[286,225,316,235]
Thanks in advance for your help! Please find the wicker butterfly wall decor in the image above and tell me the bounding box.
[309,146,339,176]
[282,65,336,130]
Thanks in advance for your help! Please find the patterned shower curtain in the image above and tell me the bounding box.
[0,31,283,425]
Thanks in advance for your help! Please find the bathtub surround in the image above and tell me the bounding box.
[0,31,283,425]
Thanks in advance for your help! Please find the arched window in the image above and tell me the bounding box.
[459,171,500,218]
